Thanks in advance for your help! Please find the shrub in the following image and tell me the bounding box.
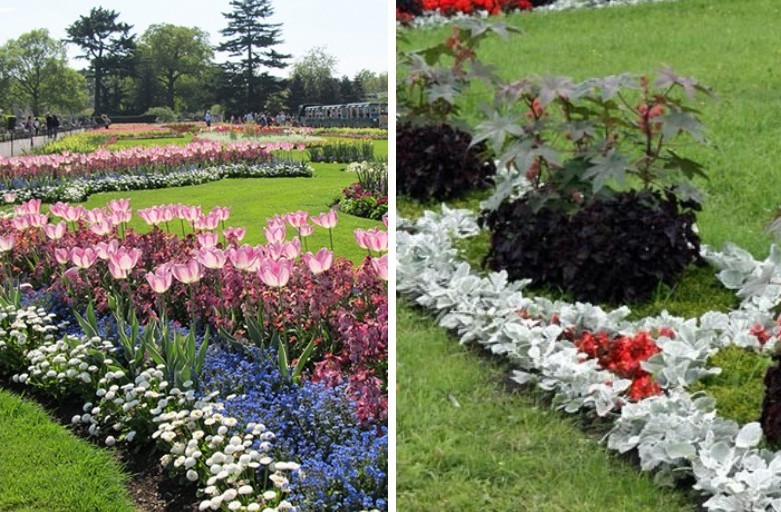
[143,106,177,123]
[482,189,702,303]
[397,122,495,202]
[307,141,374,163]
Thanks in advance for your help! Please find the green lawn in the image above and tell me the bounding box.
[397,0,781,508]
[0,389,137,512]
[80,161,382,265]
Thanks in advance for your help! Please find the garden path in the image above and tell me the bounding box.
[0,129,85,157]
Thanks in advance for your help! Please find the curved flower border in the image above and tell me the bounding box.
[398,206,781,512]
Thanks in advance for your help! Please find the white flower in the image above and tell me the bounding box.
[105,436,116,447]
[228,501,241,511]
[186,469,199,482]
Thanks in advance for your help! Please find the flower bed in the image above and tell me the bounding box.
[398,206,781,512]
[334,162,388,220]
[0,199,388,511]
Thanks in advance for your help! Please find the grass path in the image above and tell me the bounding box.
[397,302,697,511]
[0,388,137,512]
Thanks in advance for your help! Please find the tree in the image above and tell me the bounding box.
[354,69,388,99]
[218,0,290,112]
[139,24,213,111]
[66,7,135,115]
[1,29,88,115]
[288,47,341,105]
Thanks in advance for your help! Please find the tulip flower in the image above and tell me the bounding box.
[109,247,142,272]
[211,206,231,222]
[70,247,98,269]
[197,232,219,248]
[299,224,313,237]
[355,228,387,254]
[90,220,113,236]
[107,198,131,214]
[0,234,14,253]
[3,192,16,204]
[311,209,338,229]
[223,227,246,243]
[263,225,286,244]
[28,213,49,228]
[302,248,333,275]
[61,205,85,223]
[197,247,227,269]
[11,216,29,231]
[108,260,129,279]
[53,247,69,265]
[138,207,163,226]
[382,214,388,229]
[85,208,107,225]
[258,257,293,288]
[44,221,67,240]
[146,266,173,294]
[95,240,119,260]
[371,254,389,281]
[286,210,309,228]
[172,259,203,284]
[228,245,259,271]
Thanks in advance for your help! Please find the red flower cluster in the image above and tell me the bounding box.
[573,330,664,401]
[399,0,531,19]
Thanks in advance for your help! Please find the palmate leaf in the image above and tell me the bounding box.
[654,66,713,97]
[473,109,524,150]
[539,75,575,106]
[496,139,561,173]
[427,82,461,105]
[457,18,522,42]
[584,150,631,192]
[660,109,705,142]
[663,149,708,180]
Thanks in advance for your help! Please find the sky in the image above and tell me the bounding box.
[0,0,389,78]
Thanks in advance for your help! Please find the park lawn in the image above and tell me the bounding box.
[397,0,781,508]
[0,388,137,512]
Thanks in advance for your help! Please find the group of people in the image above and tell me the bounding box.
[224,111,291,127]
[22,113,62,139]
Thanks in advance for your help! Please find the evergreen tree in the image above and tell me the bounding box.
[218,0,290,113]
[66,7,134,116]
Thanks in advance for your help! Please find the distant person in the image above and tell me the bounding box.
[101,114,111,129]
[52,114,60,139]
[45,113,53,138]
[204,110,212,128]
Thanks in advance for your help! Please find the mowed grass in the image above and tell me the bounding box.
[397,303,697,512]
[0,389,137,512]
[397,0,781,508]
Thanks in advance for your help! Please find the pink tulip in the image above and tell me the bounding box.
[85,208,107,225]
[14,199,41,215]
[95,240,119,260]
[145,266,173,293]
[266,215,286,231]
[299,224,313,237]
[382,214,388,229]
[197,247,226,269]
[138,207,163,226]
[197,232,219,248]
[223,227,246,242]
[161,205,177,222]
[27,213,48,228]
[107,198,131,214]
[49,202,68,218]
[286,210,309,228]
[0,234,14,253]
[3,192,16,204]
[44,221,66,240]
[109,210,131,225]
[194,212,220,230]
[355,228,387,253]
[211,206,230,222]
[264,225,286,244]
[108,260,129,279]
[371,254,389,281]
[109,247,142,271]
[54,247,70,265]
[11,216,29,231]
[172,259,203,284]
[90,220,113,236]
[258,257,293,288]
[70,247,98,269]
[311,209,338,229]
[61,205,85,223]
[302,248,333,275]
[228,245,259,272]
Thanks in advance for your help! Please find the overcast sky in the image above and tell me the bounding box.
[0,0,389,78]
